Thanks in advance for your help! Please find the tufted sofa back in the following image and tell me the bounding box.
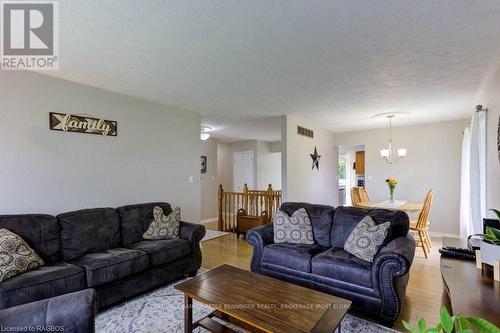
[57,208,121,260]
[0,214,60,263]
[279,202,335,247]
[278,203,409,248]
[116,202,172,246]
[330,206,409,248]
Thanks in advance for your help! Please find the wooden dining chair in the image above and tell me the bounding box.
[350,188,360,207]
[359,187,370,202]
[410,189,434,258]
[351,187,369,207]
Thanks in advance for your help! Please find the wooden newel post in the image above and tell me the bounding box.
[266,184,273,222]
[243,183,249,213]
[217,184,224,231]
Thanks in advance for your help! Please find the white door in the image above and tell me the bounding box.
[233,151,255,191]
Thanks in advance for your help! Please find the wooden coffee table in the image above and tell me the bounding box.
[175,265,351,333]
[441,237,500,325]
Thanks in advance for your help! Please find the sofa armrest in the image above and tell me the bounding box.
[179,221,206,245]
[374,235,415,272]
[372,234,416,324]
[247,223,274,248]
[246,223,274,273]
[0,289,97,333]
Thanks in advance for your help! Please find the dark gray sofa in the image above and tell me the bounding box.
[0,289,97,333]
[247,203,415,326]
[0,202,205,310]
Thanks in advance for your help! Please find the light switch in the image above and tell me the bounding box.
[189,176,194,184]
[211,175,216,181]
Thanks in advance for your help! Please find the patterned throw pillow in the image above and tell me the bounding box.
[143,206,181,240]
[344,216,390,262]
[273,208,314,244]
[0,229,44,283]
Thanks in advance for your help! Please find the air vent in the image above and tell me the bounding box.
[297,126,314,138]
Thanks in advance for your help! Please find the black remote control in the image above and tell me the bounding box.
[439,247,476,261]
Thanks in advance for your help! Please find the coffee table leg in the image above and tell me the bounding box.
[184,294,192,333]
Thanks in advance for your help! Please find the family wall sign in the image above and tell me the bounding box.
[49,112,117,136]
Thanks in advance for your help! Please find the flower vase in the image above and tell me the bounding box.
[386,178,398,204]
[389,186,395,203]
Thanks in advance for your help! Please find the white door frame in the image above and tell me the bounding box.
[233,150,255,192]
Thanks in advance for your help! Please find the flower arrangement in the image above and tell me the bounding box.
[386,178,398,202]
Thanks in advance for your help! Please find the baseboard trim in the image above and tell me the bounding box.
[428,231,460,238]
[201,218,217,224]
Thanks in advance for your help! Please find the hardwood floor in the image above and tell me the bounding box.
[200,221,444,331]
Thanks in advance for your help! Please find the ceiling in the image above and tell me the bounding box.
[202,116,281,142]
[45,1,500,141]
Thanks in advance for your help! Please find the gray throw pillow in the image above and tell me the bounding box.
[273,208,314,244]
[344,216,390,262]
[143,206,181,240]
[0,229,44,283]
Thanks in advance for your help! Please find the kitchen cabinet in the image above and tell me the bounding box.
[355,151,365,174]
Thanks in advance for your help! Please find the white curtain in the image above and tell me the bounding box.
[460,128,471,237]
[460,111,487,237]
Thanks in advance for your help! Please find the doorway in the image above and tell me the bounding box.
[233,151,255,192]
[338,145,365,206]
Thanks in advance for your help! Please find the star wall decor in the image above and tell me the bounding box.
[310,146,321,170]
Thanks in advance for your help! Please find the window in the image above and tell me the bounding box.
[338,155,347,183]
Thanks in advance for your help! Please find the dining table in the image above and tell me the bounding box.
[357,200,423,213]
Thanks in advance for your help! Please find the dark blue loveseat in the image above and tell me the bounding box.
[247,203,415,326]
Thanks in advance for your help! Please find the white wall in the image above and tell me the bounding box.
[217,140,258,191]
[334,119,468,236]
[0,71,201,222]
[201,138,218,220]
[217,140,281,191]
[269,141,282,153]
[257,141,281,190]
[282,115,339,205]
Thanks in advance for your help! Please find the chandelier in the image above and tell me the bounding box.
[380,115,406,164]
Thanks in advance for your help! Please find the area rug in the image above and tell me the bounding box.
[201,229,231,242]
[96,273,398,333]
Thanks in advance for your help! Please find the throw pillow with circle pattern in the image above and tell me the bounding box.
[344,216,390,262]
[273,208,314,244]
[0,228,44,283]
[143,206,181,240]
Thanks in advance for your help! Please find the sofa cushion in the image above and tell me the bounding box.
[331,206,409,248]
[117,203,173,246]
[57,208,121,261]
[143,206,181,240]
[273,209,314,245]
[126,239,191,267]
[0,262,85,310]
[311,248,373,288]
[0,214,60,263]
[0,229,45,283]
[71,248,149,287]
[262,243,327,273]
[280,202,335,247]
